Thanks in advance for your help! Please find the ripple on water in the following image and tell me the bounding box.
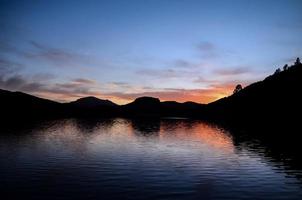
[0,118,302,200]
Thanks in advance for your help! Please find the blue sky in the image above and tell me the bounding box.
[1,0,302,103]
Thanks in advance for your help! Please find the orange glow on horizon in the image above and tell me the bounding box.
[103,83,235,105]
[29,83,235,105]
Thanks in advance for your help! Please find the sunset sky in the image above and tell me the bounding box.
[1,0,302,104]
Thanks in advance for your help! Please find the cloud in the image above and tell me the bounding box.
[136,68,198,79]
[197,41,219,59]
[0,41,20,54]
[193,76,219,84]
[0,57,23,74]
[214,67,251,76]
[173,59,202,69]
[109,82,129,86]
[49,78,100,99]
[0,74,101,102]
[0,75,44,92]
[41,85,101,99]
[137,69,179,78]
[198,42,215,52]
[72,78,96,85]
[0,41,24,74]
[25,41,93,68]
[32,73,55,81]
[108,81,132,89]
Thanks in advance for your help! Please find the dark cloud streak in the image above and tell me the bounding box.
[25,41,93,68]
[136,68,196,79]
[0,74,101,101]
[0,75,44,92]
[214,67,251,76]
[0,57,23,74]
[72,78,96,85]
[197,41,219,59]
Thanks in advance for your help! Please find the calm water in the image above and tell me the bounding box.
[0,118,301,200]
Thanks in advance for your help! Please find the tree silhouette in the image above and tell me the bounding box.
[283,64,288,71]
[274,68,281,74]
[295,57,301,65]
[233,84,242,94]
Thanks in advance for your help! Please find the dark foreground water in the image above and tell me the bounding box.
[0,118,301,200]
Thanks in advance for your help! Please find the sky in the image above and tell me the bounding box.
[1,0,302,104]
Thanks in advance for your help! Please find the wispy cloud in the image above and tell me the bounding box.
[172,59,203,69]
[197,41,219,59]
[193,76,219,84]
[198,42,215,52]
[106,82,132,89]
[136,68,198,79]
[24,41,93,68]
[0,57,23,74]
[0,41,21,54]
[214,67,251,76]
[0,74,101,102]
[110,81,129,86]
[137,69,180,78]
[72,78,96,85]
[0,75,44,92]
[32,73,55,81]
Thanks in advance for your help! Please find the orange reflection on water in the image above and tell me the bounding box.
[47,119,234,154]
[190,123,234,152]
[159,121,234,153]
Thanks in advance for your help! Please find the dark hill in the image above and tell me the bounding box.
[129,96,160,106]
[121,97,161,117]
[121,97,205,117]
[161,101,204,117]
[204,61,302,130]
[0,89,65,120]
[67,96,118,117]
[69,96,117,108]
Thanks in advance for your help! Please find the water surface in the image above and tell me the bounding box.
[0,118,301,200]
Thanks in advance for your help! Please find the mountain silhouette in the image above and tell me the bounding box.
[66,96,118,117]
[1,58,301,126]
[204,59,302,130]
[161,101,204,117]
[122,97,161,117]
[120,97,205,117]
[69,96,117,108]
[0,89,64,120]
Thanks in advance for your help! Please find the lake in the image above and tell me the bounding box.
[0,118,301,200]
